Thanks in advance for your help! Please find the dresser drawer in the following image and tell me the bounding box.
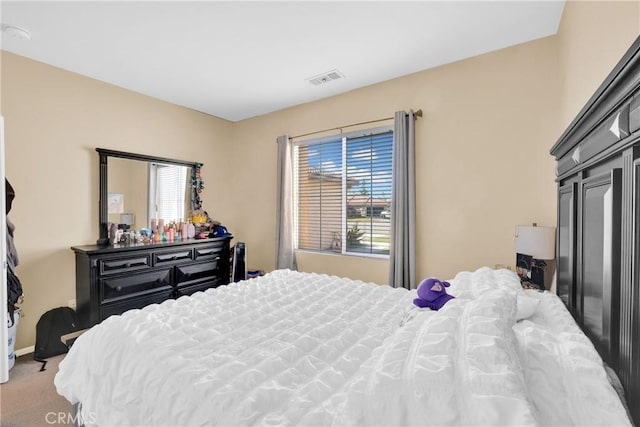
[153,248,193,266]
[100,268,172,303]
[99,254,151,276]
[175,261,219,286]
[194,243,225,261]
[100,290,173,320]
[177,278,226,297]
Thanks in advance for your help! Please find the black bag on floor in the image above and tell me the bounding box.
[34,307,79,371]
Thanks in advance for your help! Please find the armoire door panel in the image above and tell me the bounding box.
[558,183,577,311]
[630,158,640,404]
[580,169,622,360]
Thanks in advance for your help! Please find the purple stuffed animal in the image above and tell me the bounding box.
[413,277,455,310]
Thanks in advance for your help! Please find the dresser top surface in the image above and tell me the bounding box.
[71,236,232,255]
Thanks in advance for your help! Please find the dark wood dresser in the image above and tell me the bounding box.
[71,237,232,328]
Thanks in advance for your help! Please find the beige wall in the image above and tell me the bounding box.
[558,1,640,127]
[230,0,639,286]
[1,0,639,349]
[1,52,234,348]
[231,35,562,284]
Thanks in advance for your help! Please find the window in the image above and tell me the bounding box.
[148,163,188,224]
[294,127,393,256]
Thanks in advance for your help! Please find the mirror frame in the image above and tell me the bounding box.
[96,148,201,245]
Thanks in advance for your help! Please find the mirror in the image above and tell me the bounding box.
[107,158,192,231]
[97,148,201,245]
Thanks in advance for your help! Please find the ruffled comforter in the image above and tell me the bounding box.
[54,268,630,426]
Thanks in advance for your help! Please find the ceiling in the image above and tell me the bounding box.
[1,1,565,122]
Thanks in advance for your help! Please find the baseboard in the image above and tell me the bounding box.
[15,345,34,357]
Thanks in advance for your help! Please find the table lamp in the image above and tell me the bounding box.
[514,223,556,289]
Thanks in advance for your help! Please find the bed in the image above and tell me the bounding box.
[54,267,631,426]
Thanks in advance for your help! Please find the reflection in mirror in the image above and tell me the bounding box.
[148,162,191,225]
[107,157,192,230]
[97,148,201,245]
[107,157,149,231]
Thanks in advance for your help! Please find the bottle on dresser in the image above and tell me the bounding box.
[182,221,189,240]
[187,221,196,239]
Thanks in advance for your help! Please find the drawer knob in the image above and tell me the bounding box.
[124,263,131,268]
[116,286,122,292]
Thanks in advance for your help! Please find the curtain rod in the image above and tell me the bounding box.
[289,109,422,140]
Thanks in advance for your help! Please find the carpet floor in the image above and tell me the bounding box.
[0,354,73,426]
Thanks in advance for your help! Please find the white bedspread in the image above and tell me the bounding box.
[54,268,630,426]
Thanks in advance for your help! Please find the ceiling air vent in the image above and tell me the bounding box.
[306,69,345,86]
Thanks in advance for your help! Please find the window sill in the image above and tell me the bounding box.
[295,249,389,260]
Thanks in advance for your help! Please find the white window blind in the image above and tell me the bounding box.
[149,163,188,223]
[295,128,393,256]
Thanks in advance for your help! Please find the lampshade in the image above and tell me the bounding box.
[514,225,556,259]
[120,213,134,226]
